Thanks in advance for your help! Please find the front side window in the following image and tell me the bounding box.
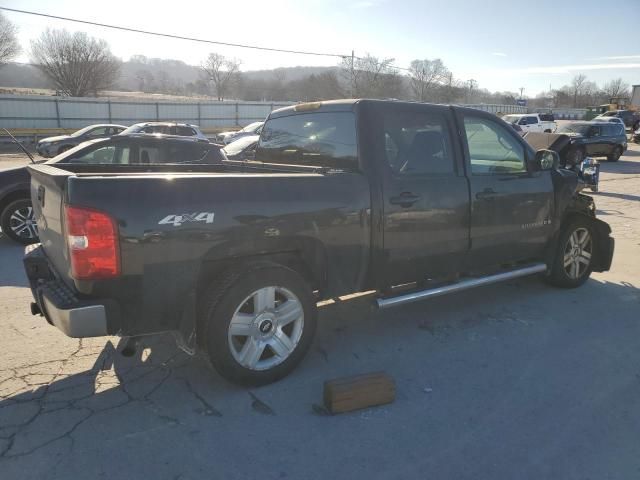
[86,127,108,138]
[382,109,455,175]
[256,112,357,169]
[526,116,538,125]
[464,116,526,175]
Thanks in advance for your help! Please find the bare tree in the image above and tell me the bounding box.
[602,78,630,99]
[30,29,120,97]
[0,12,20,67]
[408,58,448,102]
[340,54,398,98]
[570,73,587,107]
[201,53,240,101]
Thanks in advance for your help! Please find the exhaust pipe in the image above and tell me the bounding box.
[377,263,547,309]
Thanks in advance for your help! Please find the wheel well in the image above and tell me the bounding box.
[0,190,30,217]
[196,250,325,304]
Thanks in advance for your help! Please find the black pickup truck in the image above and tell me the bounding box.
[24,100,614,385]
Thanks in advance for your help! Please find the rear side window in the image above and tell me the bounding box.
[256,112,357,169]
[382,108,455,175]
[176,126,197,136]
[165,142,210,163]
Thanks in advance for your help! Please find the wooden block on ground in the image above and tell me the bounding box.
[323,372,395,414]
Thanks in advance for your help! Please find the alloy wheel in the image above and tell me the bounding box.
[227,286,304,371]
[563,227,592,279]
[9,206,38,240]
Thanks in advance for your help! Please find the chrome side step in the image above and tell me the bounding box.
[377,263,547,309]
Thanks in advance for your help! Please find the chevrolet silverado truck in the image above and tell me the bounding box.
[23,100,614,386]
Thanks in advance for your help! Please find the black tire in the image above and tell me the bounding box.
[606,146,622,162]
[568,147,584,167]
[545,217,595,288]
[201,261,317,386]
[0,198,39,245]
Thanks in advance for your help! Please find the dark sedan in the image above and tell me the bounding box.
[36,124,126,158]
[1,135,225,244]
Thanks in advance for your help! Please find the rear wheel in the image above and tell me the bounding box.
[201,262,317,386]
[607,146,622,162]
[545,218,594,288]
[0,198,39,244]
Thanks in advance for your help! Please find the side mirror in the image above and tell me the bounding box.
[533,149,559,171]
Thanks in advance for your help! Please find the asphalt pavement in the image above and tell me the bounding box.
[1,144,639,480]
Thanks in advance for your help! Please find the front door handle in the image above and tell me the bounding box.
[390,192,421,208]
[475,188,499,200]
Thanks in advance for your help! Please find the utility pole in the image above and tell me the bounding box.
[350,50,355,98]
[519,87,525,99]
[468,79,476,102]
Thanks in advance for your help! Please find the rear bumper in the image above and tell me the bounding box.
[23,244,119,338]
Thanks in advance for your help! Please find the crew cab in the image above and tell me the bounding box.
[24,100,614,386]
[502,113,556,133]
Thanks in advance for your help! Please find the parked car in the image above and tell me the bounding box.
[0,135,225,244]
[36,124,126,158]
[222,135,259,160]
[594,110,640,131]
[555,121,627,163]
[216,122,264,144]
[121,122,209,141]
[502,114,556,133]
[24,100,614,386]
[593,116,625,127]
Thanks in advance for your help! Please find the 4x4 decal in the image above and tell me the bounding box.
[158,212,215,227]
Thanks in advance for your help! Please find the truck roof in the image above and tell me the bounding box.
[270,99,493,119]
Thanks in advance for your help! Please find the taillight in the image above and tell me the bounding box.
[64,205,120,280]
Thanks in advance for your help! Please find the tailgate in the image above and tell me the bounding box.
[27,164,74,285]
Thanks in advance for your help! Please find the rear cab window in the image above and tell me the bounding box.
[256,112,358,170]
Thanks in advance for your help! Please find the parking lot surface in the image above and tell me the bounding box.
[1,144,640,479]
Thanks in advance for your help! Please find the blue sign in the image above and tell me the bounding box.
[516,99,527,106]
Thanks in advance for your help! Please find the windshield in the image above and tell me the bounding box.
[502,115,520,124]
[241,122,263,133]
[223,136,258,156]
[557,123,590,135]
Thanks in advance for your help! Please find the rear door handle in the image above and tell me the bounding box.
[475,188,499,200]
[389,192,421,207]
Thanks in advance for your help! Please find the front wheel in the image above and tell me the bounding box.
[0,198,39,244]
[545,218,594,288]
[201,262,317,386]
[607,146,622,162]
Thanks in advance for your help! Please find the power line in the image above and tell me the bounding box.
[0,6,348,59]
[1,6,416,75]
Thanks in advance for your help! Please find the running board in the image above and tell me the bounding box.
[377,263,547,309]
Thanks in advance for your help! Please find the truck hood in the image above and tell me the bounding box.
[39,135,72,144]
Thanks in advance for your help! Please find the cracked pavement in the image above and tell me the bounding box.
[1,144,640,479]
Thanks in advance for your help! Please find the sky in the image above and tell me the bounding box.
[2,0,639,96]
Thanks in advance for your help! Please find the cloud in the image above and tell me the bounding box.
[491,52,507,57]
[491,62,640,76]
[593,55,640,60]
